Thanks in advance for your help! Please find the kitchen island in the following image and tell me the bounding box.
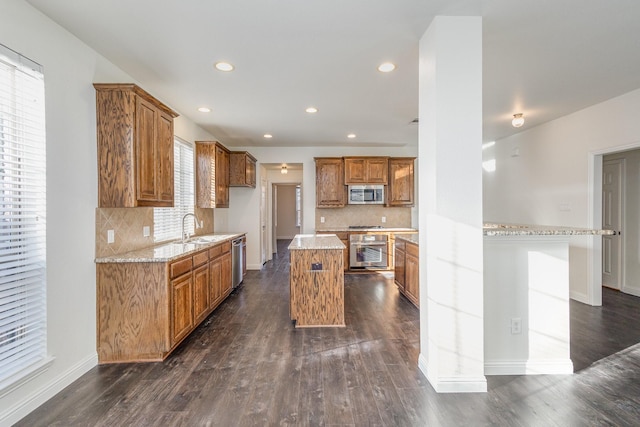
[288,234,346,327]
[483,223,613,375]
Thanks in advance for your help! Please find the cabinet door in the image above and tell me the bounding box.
[215,145,230,208]
[193,263,210,324]
[157,111,174,205]
[247,157,256,187]
[344,158,366,184]
[209,257,223,310]
[315,158,345,207]
[196,143,215,208]
[366,158,388,184]
[388,158,415,207]
[171,273,194,345]
[221,252,232,296]
[135,97,158,203]
[405,247,419,308]
[395,247,406,290]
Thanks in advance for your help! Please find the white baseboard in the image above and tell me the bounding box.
[247,263,264,270]
[1,353,97,426]
[622,284,640,298]
[484,358,573,375]
[570,290,590,304]
[418,353,487,393]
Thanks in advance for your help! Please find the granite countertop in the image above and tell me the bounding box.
[316,227,418,233]
[483,223,614,237]
[95,232,246,263]
[396,234,419,244]
[288,234,346,250]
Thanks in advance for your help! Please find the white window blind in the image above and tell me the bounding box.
[154,138,194,242]
[0,44,47,388]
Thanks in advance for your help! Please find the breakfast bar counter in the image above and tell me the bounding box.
[288,234,346,327]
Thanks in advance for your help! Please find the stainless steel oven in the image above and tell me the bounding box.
[350,233,388,269]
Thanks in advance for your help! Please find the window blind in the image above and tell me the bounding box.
[154,138,194,242]
[0,44,47,388]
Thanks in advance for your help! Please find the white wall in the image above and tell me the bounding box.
[483,88,640,303]
[0,2,215,424]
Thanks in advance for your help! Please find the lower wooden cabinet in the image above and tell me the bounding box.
[317,231,349,271]
[97,240,234,363]
[394,238,419,308]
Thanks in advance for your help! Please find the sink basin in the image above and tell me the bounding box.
[188,235,229,245]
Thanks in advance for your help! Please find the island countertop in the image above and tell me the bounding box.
[288,234,346,250]
[483,223,614,237]
[95,232,246,263]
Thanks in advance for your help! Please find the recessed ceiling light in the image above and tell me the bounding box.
[347,133,356,139]
[378,62,396,73]
[263,134,273,139]
[198,107,211,113]
[214,62,234,72]
[305,107,318,114]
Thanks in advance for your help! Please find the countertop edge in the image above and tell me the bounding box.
[95,232,246,263]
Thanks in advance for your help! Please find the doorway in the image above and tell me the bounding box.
[272,183,302,255]
[602,157,624,291]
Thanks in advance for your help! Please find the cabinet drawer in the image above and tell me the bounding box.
[170,257,193,278]
[208,244,223,259]
[395,240,406,251]
[193,250,209,267]
[406,242,419,258]
[220,241,231,253]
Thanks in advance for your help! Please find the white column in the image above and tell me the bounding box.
[418,16,486,393]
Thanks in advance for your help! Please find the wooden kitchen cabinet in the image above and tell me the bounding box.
[96,239,236,363]
[230,151,257,187]
[196,141,230,208]
[344,157,389,184]
[388,157,415,207]
[394,239,406,291]
[315,157,346,207]
[94,83,179,208]
[404,242,419,307]
[394,237,419,308]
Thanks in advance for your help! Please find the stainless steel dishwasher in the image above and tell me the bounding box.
[231,237,244,288]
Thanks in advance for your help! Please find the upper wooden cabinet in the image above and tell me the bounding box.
[195,141,230,208]
[229,151,257,188]
[315,157,346,208]
[94,83,179,207]
[344,157,389,184]
[388,157,416,207]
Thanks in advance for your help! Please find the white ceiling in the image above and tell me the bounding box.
[25,0,640,148]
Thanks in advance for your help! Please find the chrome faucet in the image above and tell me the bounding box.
[182,213,203,243]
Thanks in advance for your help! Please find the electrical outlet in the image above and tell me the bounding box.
[320,216,325,223]
[107,229,115,244]
[511,317,522,334]
[143,226,150,237]
[381,216,386,223]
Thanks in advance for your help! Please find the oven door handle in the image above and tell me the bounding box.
[350,242,387,247]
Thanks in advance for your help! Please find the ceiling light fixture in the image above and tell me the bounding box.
[281,164,288,174]
[512,113,525,128]
[198,107,211,113]
[378,62,396,73]
[305,107,318,114]
[347,133,356,139]
[214,62,234,72]
[263,134,273,139]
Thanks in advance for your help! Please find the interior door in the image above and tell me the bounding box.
[260,176,267,265]
[602,158,624,290]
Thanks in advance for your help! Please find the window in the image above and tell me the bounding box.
[154,138,194,242]
[0,44,47,389]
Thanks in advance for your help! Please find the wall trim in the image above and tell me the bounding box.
[570,290,590,305]
[418,353,487,393]
[484,359,573,376]
[1,353,98,426]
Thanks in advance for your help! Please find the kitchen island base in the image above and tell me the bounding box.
[289,235,345,328]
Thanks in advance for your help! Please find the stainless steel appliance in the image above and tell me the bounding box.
[350,233,388,269]
[231,237,244,288]
[348,185,384,205]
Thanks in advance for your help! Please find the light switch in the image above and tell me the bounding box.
[320,216,325,223]
[381,216,386,223]
[143,226,150,237]
[107,229,115,244]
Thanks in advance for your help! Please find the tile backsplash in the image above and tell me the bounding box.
[96,207,214,258]
[315,205,411,229]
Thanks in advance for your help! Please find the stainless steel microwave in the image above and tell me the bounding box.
[348,185,384,205]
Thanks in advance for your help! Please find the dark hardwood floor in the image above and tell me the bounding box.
[16,240,640,426]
